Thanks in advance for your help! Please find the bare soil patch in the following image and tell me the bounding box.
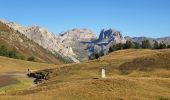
[0,75,19,87]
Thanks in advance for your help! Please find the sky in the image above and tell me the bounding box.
[0,0,170,38]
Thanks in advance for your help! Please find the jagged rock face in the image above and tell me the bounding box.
[0,21,64,64]
[97,29,126,44]
[0,19,79,63]
[87,29,126,55]
[59,28,97,60]
[59,28,96,42]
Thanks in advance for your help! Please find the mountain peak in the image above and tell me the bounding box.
[60,28,95,35]
[59,28,97,42]
[58,28,97,60]
[99,29,119,39]
[97,28,126,44]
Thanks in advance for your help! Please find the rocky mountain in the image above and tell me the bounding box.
[0,20,65,64]
[59,28,97,60]
[57,28,128,60]
[87,29,170,57]
[1,19,170,62]
[87,29,126,55]
[125,36,170,46]
[0,19,79,63]
[97,29,126,44]
[157,36,170,45]
[124,36,156,46]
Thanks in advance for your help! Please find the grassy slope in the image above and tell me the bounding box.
[0,76,32,93]
[1,49,170,100]
[0,22,64,64]
[0,56,59,73]
[0,56,59,94]
[119,50,170,74]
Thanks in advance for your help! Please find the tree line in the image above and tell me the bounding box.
[89,40,170,60]
[0,45,73,63]
[0,45,35,61]
[0,45,19,59]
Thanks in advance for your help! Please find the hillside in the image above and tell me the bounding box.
[119,49,170,74]
[1,49,170,99]
[0,21,69,64]
[0,56,59,94]
[0,19,80,63]
[0,56,59,73]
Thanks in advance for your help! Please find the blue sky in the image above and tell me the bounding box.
[0,0,170,38]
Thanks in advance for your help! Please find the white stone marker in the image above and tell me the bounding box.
[101,68,106,78]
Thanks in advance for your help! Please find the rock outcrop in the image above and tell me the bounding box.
[87,29,126,55]
[0,19,80,63]
[97,29,126,44]
[59,28,97,60]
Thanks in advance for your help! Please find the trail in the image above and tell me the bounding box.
[0,72,26,76]
[0,72,35,88]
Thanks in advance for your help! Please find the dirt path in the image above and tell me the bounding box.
[0,72,35,88]
[0,72,26,76]
[0,75,19,87]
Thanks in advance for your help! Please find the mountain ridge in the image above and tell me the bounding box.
[0,19,80,63]
[0,21,65,64]
[1,19,170,62]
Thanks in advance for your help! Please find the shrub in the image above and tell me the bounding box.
[167,45,170,48]
[142,40,151,49]
[115,43,123,50]
[153,41,159,49]
[124,40,134,49]
[134,42,141,49]
[27,56,35,61]
[159,43,166,49]
[109,46,114,53]
[0,45,20,59]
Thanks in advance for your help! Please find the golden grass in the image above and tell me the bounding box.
[1,77,170,100]
[128,69,170,78]
[0,76,32,94]
[0,56,59,73]
[0,56,61,95]
[1,49,170,100]
[100,49,161,61]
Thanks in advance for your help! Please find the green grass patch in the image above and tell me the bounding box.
[0,76,32,94]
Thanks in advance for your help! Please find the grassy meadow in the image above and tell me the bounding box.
[0,56,59,73]
[0,56,60,95]
[0,49,170,100]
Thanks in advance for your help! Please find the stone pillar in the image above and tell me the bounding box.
[101,68,106,78]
